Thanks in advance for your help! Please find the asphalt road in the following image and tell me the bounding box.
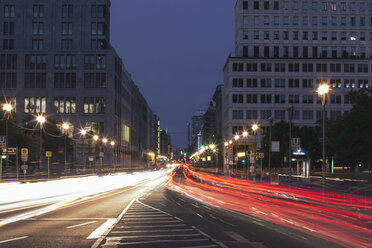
[0,169,365,248]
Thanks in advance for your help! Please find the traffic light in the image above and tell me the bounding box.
[184,152,187,156]
[242,159,246,164]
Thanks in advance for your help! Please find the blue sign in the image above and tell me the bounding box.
[0,136,6,146]
[292,148,306,156]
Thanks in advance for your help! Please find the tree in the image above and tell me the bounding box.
[327,89,372,169]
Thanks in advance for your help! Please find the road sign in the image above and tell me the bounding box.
[3,148,16,155]
[99,152,104,158]
[271,141,280,152]
[21,148,28,162]
[46,151,52,157]
[291,138,300,150]
[0,136,6,148]
[88,156,94,162]
[21,164,28,170]
[258,153,264,159]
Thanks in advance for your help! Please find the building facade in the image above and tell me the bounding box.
[190,110,205,148]
[222,0,372,164]
[0,0,156,168]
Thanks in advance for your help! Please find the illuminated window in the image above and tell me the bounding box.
[331,2,336,11]
[24,97,46,113]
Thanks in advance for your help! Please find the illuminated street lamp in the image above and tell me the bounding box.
[251,124,259,176]
[93,135,99,141]
[62,122,70,171]
[234,135,239,140]
[80,129,87,136]
[36,115,46,169]
[110,141,115,146]
[224,142,228,146]
[317,83,330,180]
[229,140,232,144]
[242,131,248,137]
[3,104,13,171]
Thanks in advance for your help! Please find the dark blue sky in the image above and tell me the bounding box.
[110,0,235,148]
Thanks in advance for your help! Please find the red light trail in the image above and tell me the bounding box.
[166,164,372,248]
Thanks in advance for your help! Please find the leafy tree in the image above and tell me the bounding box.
[327,89,372,169]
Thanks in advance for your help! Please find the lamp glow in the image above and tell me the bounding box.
[243,131,248,137]
[317,84,330,96]
[93,135,99,141]
[3,104,12,112]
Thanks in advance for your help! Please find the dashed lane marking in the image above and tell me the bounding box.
[66,221,98,229]
[0,236,29,244]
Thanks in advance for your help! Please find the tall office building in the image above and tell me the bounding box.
[223,0,371,153]
[190,110,205,148]
[0,0,155,167]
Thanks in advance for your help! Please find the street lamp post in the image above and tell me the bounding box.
[317,83,330,180]
[252,124,259,178]
[36,115,46,170]
[110,141,115,169]
[62,123,69,172]
[287,106,294,181]
[268,117,273,182]
[3,104,13,171]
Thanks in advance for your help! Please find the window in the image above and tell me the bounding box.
[84,97,106,114]
[264,16,269,25]
[292,16,298,26]
[293,31,298,40]
[330,111,341,120]
[54,97,76,113]
[274,16,279,25]
[260,94,272,104]
[3,39,14,50]
[0,54,17,70]
[330,64,341,72]
[273,1,279,10]
[302,16,308,25]
[330,79,342,88]
[232,78,243,87]
[246,94,258,103]
[246,78,258,87]
[254,16,260,25]
[54,55,76,69]
[4,5,15,18]
[358,80,369,88]
[242,31,248,40]
[232,94,244,103]
[312,16,318,25]
[232,110,244,119]
[303,95,314,104]
[253,31,259,40]
[254,1,259,9]
[264,1,269,9]
[232,63,243,72]
[288,79,300,88]
[0,72,16,88]
[283,1,289,10]
[344,79,355,89]
[264,31,270,40]
[283,16,289,25]
[243,1,248,9]
[302,79,313,88]
[341,32,346,41]
[341,17,346,26]
[62,5,73,18]
[243,16,249,25]
[260,78,272,88]
[246,63,258,72]
[91,5,106,18]
[274,110,286,120]
[32,22,44,35]
[360,17,365,26]
[61,39,72,50]
[340,2,346,11]
[33,5,44,18]
[344,64,355,73]
[350,17,356,26]
[331,2,337,11]
[261,63,272,72]
[62,22,73,35]
[288,63,299,72]
[32,39,43,50]
[274,79,286,88]
[54,73,76,88]
[24,72,46,88]
[3,22,15,36]
[273,31,279,40]
[316,63,327,72]
[303,111,314,120]
[246,110,258,120]
[302,63,313,72]
[274,63,285,72]
[274,95,286,104]
[322,16,327,25]
[322,2,327,11]
[288,95,300,104]
[261,110,272,119]
[24,97,46,113]
[358,64,368,73]
[303,32,308,40]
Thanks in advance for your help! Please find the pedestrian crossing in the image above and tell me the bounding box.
[99,199,224,248]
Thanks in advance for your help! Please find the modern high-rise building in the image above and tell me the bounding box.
[190,110,205,148]
[223,0,371,156]
[0,0,156,168]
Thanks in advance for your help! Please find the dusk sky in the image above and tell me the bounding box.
[110,0,235,148]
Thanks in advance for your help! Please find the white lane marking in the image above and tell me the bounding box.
[66,220,97,229]
[0,236,29,244]
[87,219,116,239]
[111,229,194,234]
[224,231,250,243]
[89,198,137,247]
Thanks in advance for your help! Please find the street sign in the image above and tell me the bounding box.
[0,136,6,148]
[99,152,104,158]
[258,153,264,159]
[21,164,28,170]
[3,148,16,155]
[46,151,52,157]
[291,138,300,150]
[88,156,94,162]
[271,141,280,152]
[21,148,28,162]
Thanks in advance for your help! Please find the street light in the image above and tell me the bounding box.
[317,83,330,180]
[36,115,46,170]
[80,129,87,136]
[62,122,69,171]
[242,131,248,137]
[93,135,99,141]
[251,124,259,177]
[234,135,239,140]
[3,104,13,171]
